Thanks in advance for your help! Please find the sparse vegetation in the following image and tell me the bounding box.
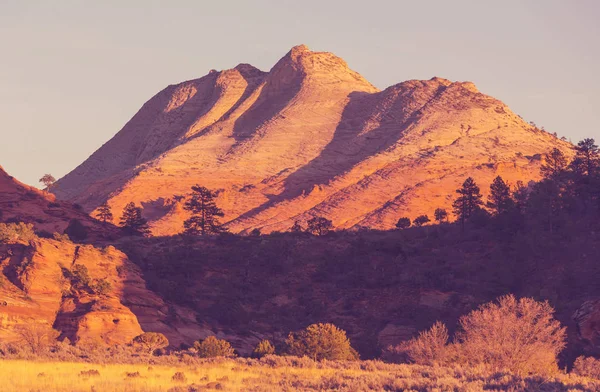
[0,222,36,243]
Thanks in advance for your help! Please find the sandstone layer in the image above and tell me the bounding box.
[0,237,204,347]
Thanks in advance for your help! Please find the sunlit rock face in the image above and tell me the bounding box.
[53,45,572,235]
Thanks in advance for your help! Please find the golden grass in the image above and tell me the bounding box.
[1,358,600,391]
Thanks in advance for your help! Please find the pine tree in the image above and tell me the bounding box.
[487,176,514,215]
[183,186,225,235]
[572,138,600,178]
[119,202,150,235]
[452,177,483,228]
[540,148,568,179]
[434,208,448,223]
[96,202,113,223]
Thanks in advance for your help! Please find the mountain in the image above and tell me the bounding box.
[53,45,572,235]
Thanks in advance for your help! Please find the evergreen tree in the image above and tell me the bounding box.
[452,177,483,228]
[540,148,568,179]
[434,208,448,223]
[96,202,113,223]
[396,217,411,229]
[183,186,224,235]
[119,202,150,235]
[512,181,529,212]
[487,176,514,215]
[572,138,600,178]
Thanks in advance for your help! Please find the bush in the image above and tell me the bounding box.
[90,278,111,296]
[171,371,187,383]
[392,321,450,366]
[456,295,566,375]
[395,217,411,229]
[286,323,358,361]
[413,215,430,227]
[253,339,275,358]
[70,264,91,289]
[573,356,600,379]
[194,336,235,358]
[132,332,169,354]
[0,222,36,243]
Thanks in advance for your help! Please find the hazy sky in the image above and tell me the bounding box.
[0,0,598,186]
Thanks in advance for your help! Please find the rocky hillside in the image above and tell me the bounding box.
[0,235,206,348]
[53,45,572,235]
[0,165,113,239]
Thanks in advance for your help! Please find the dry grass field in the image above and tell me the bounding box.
[2,357,600,392]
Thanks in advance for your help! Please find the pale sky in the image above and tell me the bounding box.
[0,0,598,186]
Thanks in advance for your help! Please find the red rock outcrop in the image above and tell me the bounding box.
[0,237,204,347]
[53,45,573,235]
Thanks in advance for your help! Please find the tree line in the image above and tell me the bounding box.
[395,138,600,231]
[95,138,599,236]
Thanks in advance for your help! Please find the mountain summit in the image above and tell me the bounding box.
[53,45,571,235]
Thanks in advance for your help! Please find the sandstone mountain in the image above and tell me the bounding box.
[53,45,572,235]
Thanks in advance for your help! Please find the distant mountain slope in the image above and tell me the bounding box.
[53,45,572,235]
[0,166,112,238]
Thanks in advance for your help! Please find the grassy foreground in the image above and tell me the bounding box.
[2,357,600,392]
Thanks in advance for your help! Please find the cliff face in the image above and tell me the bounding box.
[0,237,205,347]
[53,45,572,235]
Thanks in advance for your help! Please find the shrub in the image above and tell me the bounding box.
[194,336,235,358]
[79,369,100,377]
[393,321,450,366]
[53,232,71,242]
[0,222,36,243]
[395,217,411,229]
[132,332,169,354]
[14,321,60,354]
[306,217,333,236]
[249,228,261,236]
[71,264,91,289]
[456,295,566,375]
[172,372,187,383]
[573,356,600,379]
[413,215,430,227]
[286,323,358,361]
[253,339,275,358]
[90,278,111,296]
